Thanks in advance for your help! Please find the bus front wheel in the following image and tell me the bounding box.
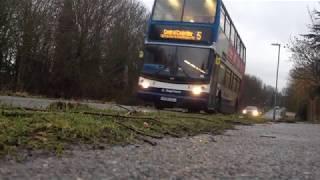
[204,108,216,114]
[234,99,239,114]
[187,108,201,113]
[216,91,222,113]
[154,102,166,110]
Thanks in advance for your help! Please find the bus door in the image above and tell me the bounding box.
[214,61,235,113]
[208,55,222,110]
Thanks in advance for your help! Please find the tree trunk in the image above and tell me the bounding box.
[316,97,320,122]
[307,97,320,122]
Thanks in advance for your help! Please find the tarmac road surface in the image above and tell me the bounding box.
[0,123,319,180]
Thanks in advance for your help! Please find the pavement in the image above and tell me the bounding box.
[0,95,153,112]
[0,123,320,180]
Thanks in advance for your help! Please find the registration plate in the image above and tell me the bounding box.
[160,97,177,103]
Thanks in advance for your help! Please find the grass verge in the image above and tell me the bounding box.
[0,103,267,158]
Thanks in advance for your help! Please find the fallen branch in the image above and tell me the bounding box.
[260,135,276,139]
[225,119,252,126]
[164,131,181,138]
[80,111,162,122]
[1,107,158,122]
[148,126,181,138]
[1,111,34,117]
[115,120,163,139]
[135,135,157,146]
[169,115,217,123]
[114,104,136,113]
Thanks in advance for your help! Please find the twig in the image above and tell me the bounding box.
[1,111,33,117]
[260,135,276,139]
[115,120,163,139]
[170,115,217,123]
[135,135,157,146]
[164,131,181,138]
[148,126,181,138]
[115,104,133,112]
[225,119,252,126]
[80,111,156,121]
[5,106,157,121]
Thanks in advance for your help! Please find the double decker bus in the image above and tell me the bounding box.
[137,0,246,113]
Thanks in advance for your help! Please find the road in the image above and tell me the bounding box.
[0,95,153,112]
[1,123,320,179]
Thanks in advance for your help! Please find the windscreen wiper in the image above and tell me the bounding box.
[183,60,206,74]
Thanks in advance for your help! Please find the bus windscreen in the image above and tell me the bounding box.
[142,45,210,80]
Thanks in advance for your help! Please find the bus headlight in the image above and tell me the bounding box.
[141,81,150,89]
[192,86,202,96]
[242,110,247,114]
[139,78,150,89]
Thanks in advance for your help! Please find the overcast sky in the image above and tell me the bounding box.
[140,0,319,90]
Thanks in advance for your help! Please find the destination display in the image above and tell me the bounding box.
[149,24,212,44]
[160,29,203,41]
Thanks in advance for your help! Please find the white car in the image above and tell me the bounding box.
[242,106,261,117]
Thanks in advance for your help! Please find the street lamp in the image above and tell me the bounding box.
[271,43,281,121]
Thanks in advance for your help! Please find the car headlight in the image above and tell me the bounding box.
[192,86,202,96]
[252,110,259,117]
[242,110,247,114]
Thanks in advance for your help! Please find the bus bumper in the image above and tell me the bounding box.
[137,88,209,109]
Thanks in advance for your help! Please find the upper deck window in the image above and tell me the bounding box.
[153,0,184,21]
[183,0,217,23]
[237,37,241,54]
[152,0,217,23]
[230,26,235,45]
[225,18,231,39]
[220,8,225,31]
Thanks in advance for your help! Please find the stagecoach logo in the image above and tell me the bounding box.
[161,89,182,94]
[160,29,203,41]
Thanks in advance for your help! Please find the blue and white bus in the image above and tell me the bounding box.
[137,0,246,113]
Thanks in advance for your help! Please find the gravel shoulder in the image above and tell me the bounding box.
[1,123,320,180]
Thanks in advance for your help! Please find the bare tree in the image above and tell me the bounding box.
[0,0,148,101]
[286,10,320,121]
[14,0,57,93]
[0,0,19,89]
[241,74,277,110]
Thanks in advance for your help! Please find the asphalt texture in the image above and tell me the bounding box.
[1,123,320,180]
